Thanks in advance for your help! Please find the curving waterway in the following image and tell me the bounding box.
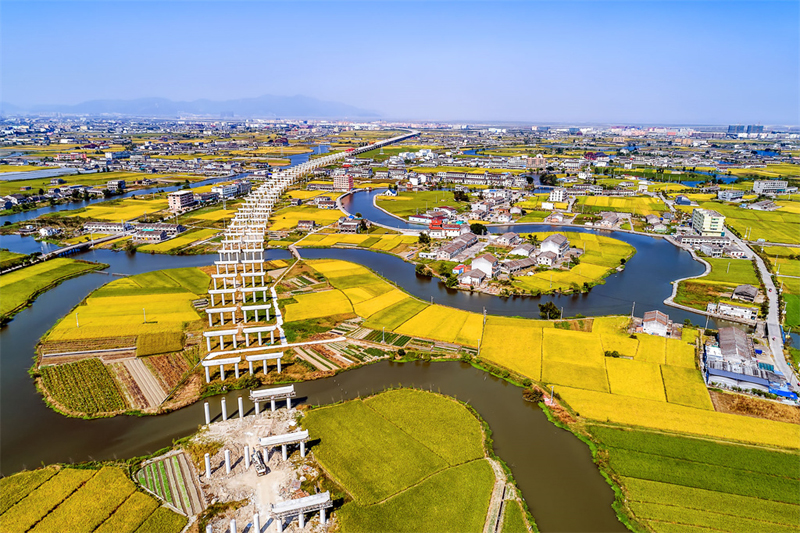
[0,162,716,532]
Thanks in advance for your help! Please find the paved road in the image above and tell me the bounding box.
[743,229,797,388]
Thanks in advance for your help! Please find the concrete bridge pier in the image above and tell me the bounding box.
[271,399,276,412]
[220,364,225,381]
[253,513,260,533]
[281,444,287,461]
[234,364,240,379]
[205,366,211,383]
[204,453,211,478]
[221,397,228,421]
[298,512,305,529]
[248,361,254,375]
[230,518,236,533]
[204,401,211,424]
[238,396,244,418]
[224,449,232,474]
[300,441,306,457]
[255,401,260,415]
[286,397,291,409]
[320,508,326,525]
[244,445,250,469]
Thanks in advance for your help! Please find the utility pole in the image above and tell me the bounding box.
[704,314,709,330]
[382,327,385,344]
[75,313,79,328]
[143,308,146,324]
[630,301,635,320]
[727,262,730,273]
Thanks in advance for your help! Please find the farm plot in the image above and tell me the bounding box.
[283,290,354,322]
[660,364,713,409]
[605,358,666,402]
[40,358,128,415]
[395,305,483,347]
[304,389,496,533]
[144,352,194,392]
[558,386,800,449]
[74,198,169,221]
[479,316,548,381]
[123,358,167,408]
[575,195,666,216]
[0,468,58,515]
[542,329,605,367]
[353,289,410,319]
[589,425,800,533]
[43,268,207,344]
[0,258,102,319]
[137,452,204,516]
[269,205,342,231]
[138,228,219,253]
[364,298,429,331]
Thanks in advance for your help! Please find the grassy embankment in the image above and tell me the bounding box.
[303,388,533,533]
[0,258,105,322]
[674,257,761,312]
[0,465,186,533]
[35,268,210,417]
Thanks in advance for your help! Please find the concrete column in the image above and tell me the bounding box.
[248,361,254,375]
[224,449,231,474]
[206,338,212,352]
[204,401,211,424]
[271,399,276,412]
[206,524,213,533]
[244,445,250,469]
[231,311,236,323]
[254,308,259,322]
[320,508,326,525]
[300,441,306,457]
[245,333,250,346]
[277,517,283,532]
[204,453,211,478]
[219,335,224,349]
[254,513,260,533]
[255,401,260,415]
[209,314,213,328]
[263,359,268,374]
[286,398,291,409]
[281,444,287,461]
[270,331,274,344]
[266,308,269,321]
[238,396,244,418]
[205,366,211,383]
[233,336,238,349]
[258,332,262,345]
[221,397,228,421]
[220,313,225,326]
[277,359,282,373]
[235,364,240,379]
[220,364,225,381]
[243,310,248,324]
[230,518,236,533]
[298,512,305,529]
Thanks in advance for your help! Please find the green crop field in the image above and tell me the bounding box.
[376,190,469,218]
[44,268,208,343]
[702,258,760,285]
[269,205,343,231]
[0,259,102,319]
[676,201,800,244]
[0,171,161,197]
[363,297,429,330]
[0,466,183,533]
[589,426,800,532]
[304,389,496,533]
[675,257,760,311]
[501,500,530,533]
[0,250,25,270]
[40,359,128,415]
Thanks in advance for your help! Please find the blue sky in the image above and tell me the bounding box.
[2,1,797,124]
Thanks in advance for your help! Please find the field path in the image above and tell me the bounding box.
[123,358,167,407]
[483,459,507,533]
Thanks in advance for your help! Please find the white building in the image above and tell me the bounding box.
[642,310,670,337]
[540,234,569,258]
[752,180,787,195]
[549,188,567,203]
[471,253,499,278]
[691,208,725,237]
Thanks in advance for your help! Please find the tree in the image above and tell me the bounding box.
[445,274,458,288]
[418,232,430,244]
[538,301,560,319]
[38,188,44,196]
[470,223,487,235]
[359,219,368,232]
[620,258,627,265]
[355,212,363,218]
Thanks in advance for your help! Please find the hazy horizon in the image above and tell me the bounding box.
[2,1,798,124]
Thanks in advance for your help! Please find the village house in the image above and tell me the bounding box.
[495,232,521,246]
[642,310,672,337]
[501,257,537,275]
[458,269,486,287]
[545,212,566,224]
[297,220,316,231]
[509,243,536,257]
[472,253,499,278]
[549,188,568,203]
[707,301,758,322]
[536,251,557,267]
[337,217,363,234]
[732,284,758,303]
[597,212,621,228]
[540,234,570,258]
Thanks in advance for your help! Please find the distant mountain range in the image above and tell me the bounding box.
[0,94,379,119]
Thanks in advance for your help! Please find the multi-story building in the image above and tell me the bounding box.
[718,190,744,201]
[168,190,196,211]
[752,180,787,195]
[691,208,725,237]
[333,174,354,191]
[211,183,239,198]
[549,188,567,203]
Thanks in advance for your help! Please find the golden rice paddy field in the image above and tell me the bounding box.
[296,260,797,449]
[138,228,219,253]
[70,198,169,221]
[269,206,343,231]
[575,195,665,216]
[301,233,417,252]
[44,268,209,342]
[511,232,635,293]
